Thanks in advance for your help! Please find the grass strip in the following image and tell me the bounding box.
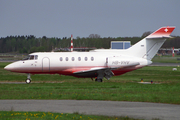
[0,111,143,120]
[1,62,180,104]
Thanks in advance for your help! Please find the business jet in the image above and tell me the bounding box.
[4,26,175,83]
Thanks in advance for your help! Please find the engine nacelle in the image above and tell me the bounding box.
[107,56,139,68]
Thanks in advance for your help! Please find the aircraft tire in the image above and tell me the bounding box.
[97,79,103,82]
[26,78,31,84]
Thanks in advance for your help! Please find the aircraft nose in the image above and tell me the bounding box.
[4,64,14,71]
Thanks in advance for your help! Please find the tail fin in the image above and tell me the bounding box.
[127,26,175,60]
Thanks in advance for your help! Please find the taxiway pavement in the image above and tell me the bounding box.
[0,100,180,120]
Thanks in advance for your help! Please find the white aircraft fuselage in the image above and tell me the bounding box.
[4,26,175,83]
[5,52,150,76]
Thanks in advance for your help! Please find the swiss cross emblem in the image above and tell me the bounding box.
[164,28,168,32]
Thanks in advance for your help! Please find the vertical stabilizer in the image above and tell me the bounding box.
[126,26,175,60]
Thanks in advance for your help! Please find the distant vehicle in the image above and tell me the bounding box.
[4,26,175,83]
[176,50,180,55]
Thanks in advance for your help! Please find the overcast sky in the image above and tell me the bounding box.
[0,0,179,38]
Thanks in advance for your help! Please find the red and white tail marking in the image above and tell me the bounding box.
[147,26,175,38]
[71,34,73,52]
[127,26,175,60]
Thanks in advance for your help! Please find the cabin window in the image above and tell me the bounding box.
[85,57,88,61]
[60,57,63,61]
[91,57,94,61]
[78,57,81,61]
[72,57,75,61]
[65,57,68,61]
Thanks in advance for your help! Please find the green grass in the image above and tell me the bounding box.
[0,82,179,104]
[0,111,142,120]
[1,62,180,104]
[152,55,180,63]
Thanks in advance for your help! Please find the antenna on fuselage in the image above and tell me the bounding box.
[71,34,73,52]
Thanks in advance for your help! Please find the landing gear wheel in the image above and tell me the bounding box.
[98,79,103,82]
[96,79,103,82]
[26,78,31,84]
[26,73,31,84]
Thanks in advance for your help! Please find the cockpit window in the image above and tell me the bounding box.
[30,55,34,60]
[23,55,38,60]
[23,56,29,60]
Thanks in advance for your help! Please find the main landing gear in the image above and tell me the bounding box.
[95,78,103,82]
[25,73,31,84]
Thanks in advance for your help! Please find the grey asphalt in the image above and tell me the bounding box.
[150,63,180,66]
[0,100,180,120]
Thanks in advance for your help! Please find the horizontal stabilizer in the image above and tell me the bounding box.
[146,36,173,39]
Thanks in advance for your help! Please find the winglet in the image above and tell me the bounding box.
[146,26,175,39]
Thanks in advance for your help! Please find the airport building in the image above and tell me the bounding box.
[111,41,131,49]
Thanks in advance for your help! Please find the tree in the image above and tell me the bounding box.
[141,31,152,38]
[11,38,16,52]
[89,34,101,38]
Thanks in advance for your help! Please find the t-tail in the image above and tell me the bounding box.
[126,26,175,60]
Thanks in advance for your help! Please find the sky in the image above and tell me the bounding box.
[0,0,179,38]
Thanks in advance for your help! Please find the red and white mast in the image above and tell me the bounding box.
[71,34,73,52]
[172,47,174,57]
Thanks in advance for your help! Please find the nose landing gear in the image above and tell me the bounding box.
[25,74,31,84]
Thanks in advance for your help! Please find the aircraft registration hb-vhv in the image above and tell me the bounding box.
[4,26,175,83]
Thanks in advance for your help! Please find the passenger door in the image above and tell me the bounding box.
[42,57,50,72]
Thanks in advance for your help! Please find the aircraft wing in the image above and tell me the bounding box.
[73,67,107,78]
[73,67,106,73]
[73,62,140,79]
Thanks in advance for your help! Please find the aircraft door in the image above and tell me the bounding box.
[106,57,108,66]
[42,57,50,72]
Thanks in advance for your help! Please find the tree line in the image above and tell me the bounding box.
[0,34,180,53]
